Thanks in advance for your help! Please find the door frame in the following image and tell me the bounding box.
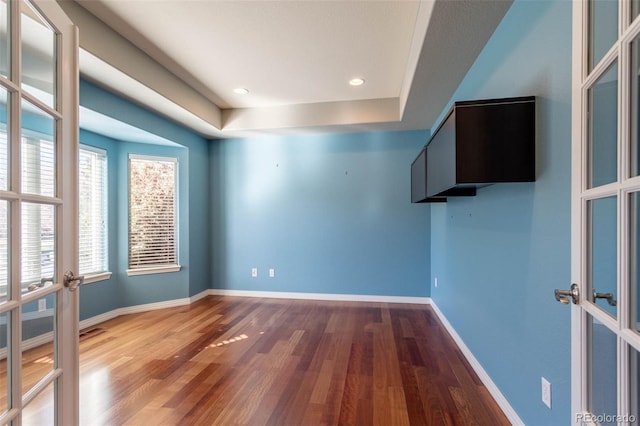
[3,1,79,424]
[570,0,584,420]
[571,0,640,423]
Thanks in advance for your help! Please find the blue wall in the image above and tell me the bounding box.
[209,130,431,297]
[80,80,211,299]
[78,130,121,319]
[429,0,572,424]
[78,81,211,319]
[115,142,190,305]
[78,130,192,317]
[79,80,430,321]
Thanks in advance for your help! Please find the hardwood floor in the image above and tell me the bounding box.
[75,296,510,425]
[23,296,510,425]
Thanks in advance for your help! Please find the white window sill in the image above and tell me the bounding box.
[126,265,181,277]
[83,272,113,284]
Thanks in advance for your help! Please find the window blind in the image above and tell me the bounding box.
[79,145,108,275]
[128,155,177,269]
[21,135,55,288]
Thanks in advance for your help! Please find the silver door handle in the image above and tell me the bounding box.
[24,277,54,293]
[593,290,617,306]
[555,283,580,305]
[63,271,84,291]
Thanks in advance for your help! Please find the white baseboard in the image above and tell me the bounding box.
[428,300,524,425]
[189,289,211,304]
[208,288,431,304]
[80,289,429,331]
[80,289,210,330]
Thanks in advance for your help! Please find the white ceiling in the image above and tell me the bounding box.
[58,0,513,140]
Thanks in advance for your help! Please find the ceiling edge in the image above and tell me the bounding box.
[57,0,222,131]
[79,50,224,138]
[398,0,435,120]
[222,98,400,132]
[399,0,513,131]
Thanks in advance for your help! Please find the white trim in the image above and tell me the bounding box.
[78,290,429,330]
[79,297,189,330]
[126,264,181,276]
[78,143,106,156]
[207,288,430,304]
[79,309,120,331]
[128,153,178,163]
[570,0,586,419]
[79,289,210,330]
[428,300,524,426]
[0,332,55,361]
[82,271,112,284]
[189,289,211,304]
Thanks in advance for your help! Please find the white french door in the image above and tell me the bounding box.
[571,0,640,424]
[0,0,79,424]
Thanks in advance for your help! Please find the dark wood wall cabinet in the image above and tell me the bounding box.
[411,96,536,203]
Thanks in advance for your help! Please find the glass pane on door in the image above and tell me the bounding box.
[589,0,618,72]
[631,345,640,424]
[0,0,7,79]
[21,202,55,294]
[589,314,618,425]
[0,311,9,414]
[590,196,618,318]
[0,201,7,305]
[20,0,55,109]
[21,296,54,395]
[21,100,54,197]
[588,62,618,188]
[22,380,53,426]
[632,192,640,334]
[0,87,8,192]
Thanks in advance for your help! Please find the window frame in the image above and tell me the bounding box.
[127,153,180,276]
[78,143,111,284]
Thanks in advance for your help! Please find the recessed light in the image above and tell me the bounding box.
[233,87,249,95]
[349,78,365,86]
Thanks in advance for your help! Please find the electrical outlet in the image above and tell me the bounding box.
[434,277,438,288]
[38,299,46,312]
[269,268,275,278]
[541,377,551,409]
[251,268,258,278]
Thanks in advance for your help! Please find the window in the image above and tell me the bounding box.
[78,145,108,279]
[128,154,179,275]
[0,123,61,296]
[21,130,56,292]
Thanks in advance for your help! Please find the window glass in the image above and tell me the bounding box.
[588,61,618,188]
[128,155,177,271]
[79,145,107,276]
[589,0,618,72]
[0,1,7,79]
[21,201,55,293]
[589,196,618,319]
[588,314,618,425]
[21,100,55,197]
[21,0,55,109]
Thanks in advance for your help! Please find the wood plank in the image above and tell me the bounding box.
[13,296,510,425]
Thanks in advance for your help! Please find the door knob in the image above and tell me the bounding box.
[593,290,617,306]
[63,270,84,291]
[555,283,580,305]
